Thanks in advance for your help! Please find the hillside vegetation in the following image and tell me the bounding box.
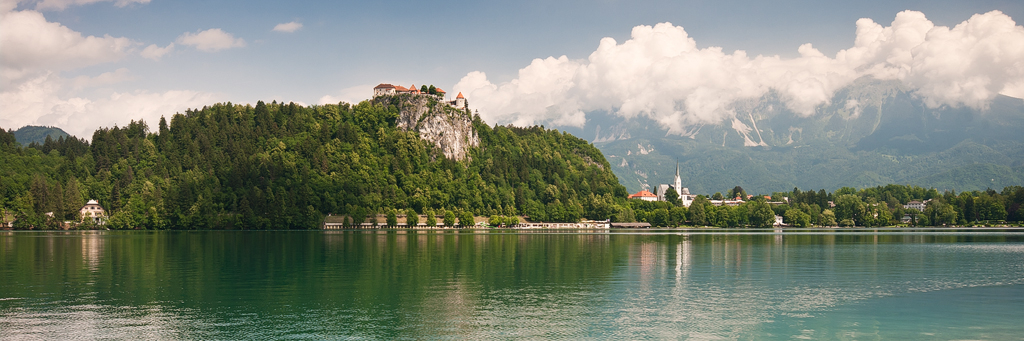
[0,98,627,229]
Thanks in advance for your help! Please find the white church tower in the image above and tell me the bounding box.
[674,161,682,193]
[673,161,694,207]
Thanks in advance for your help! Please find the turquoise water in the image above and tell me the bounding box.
[1,229,1023,339]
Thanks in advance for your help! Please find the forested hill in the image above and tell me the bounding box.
[0,98,628,229]
[12,126,70,146]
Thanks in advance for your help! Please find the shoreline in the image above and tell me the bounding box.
[5,226,1024,233]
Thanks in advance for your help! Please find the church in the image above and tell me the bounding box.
[655,162,695,207]
[629,162,696,207]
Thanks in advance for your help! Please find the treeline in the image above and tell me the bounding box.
[623,184,1024,227]
[4,105,1023,229]
[0,99,627,229]
[626,196,779,228]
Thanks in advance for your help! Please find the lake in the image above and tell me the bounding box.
[2,228,1023,340]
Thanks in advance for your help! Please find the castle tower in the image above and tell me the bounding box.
[455,92,466,109]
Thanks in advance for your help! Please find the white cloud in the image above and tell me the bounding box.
[140,43,174,60]
[0,0,16,12]
[0,71,220,137]
[319,84,375,105]
[70,67,132,90]
[0,8,133,88]
[899,11,1024,108]
[456,10,1024,133]
[176,28,245,52]
[30,0,149,10]
[0,4,219,138]
[273,21,302,33]
[1002,81,1024,100]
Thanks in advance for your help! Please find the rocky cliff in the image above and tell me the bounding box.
[385,94,479,161]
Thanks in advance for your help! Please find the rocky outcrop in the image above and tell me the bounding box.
[389,94,479,161]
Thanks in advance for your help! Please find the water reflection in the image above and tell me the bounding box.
[1,230,1023,339]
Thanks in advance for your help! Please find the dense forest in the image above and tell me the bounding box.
[0,98,628,229]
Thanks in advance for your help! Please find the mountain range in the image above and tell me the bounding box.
[556,78,1024,195]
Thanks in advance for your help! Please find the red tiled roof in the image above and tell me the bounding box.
[628,190,657,199]
[374,83,396,89]
[456,92,464,99]
[435,88,446,93]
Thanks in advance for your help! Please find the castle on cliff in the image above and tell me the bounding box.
[374,83,466,109]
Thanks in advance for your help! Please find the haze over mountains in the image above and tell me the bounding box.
[559,78,1024,194]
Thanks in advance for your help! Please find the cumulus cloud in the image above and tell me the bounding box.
[140,43,174,60]
[273,21,302,33]
[176,28,246,52]
[0,71,220,137]
[455,10,1024,133]
[0,4,219,138]
[1,7,133,88]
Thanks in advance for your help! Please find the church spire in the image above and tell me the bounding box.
[673,160,682,195]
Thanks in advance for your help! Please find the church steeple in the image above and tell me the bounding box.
[673,160,682,193]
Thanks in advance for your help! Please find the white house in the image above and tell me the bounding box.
[904,200,929,212]
[628,190,659,202]
[80,199,106,225]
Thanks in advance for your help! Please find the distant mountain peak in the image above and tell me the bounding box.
[12,126,71,146]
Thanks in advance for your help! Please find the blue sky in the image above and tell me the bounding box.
[2,0,1023,137]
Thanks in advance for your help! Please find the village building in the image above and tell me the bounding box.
[610,222,652,228]
[579,219,611,228]
[80,199,106,225]
[628,190,658,201]
[656,184,671,201]
[709,199,745,207]
[904,200,929,212]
